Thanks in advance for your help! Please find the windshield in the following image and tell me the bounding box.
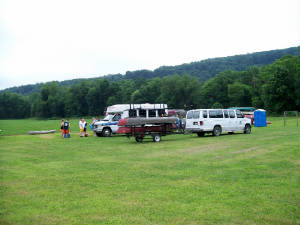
[102,114,114,121]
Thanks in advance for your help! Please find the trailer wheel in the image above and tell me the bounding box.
[102,128,111,137]
[153,134,161,142]
[135,136,143,142]
[212,126,222,136]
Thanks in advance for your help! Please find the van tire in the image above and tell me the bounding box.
[212,126,222,136]
[244,124,251,134]
[197,132,205,137]
[102,128,112,137]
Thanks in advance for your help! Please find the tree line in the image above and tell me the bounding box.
[3,46,299,96]
[0,55,299,119]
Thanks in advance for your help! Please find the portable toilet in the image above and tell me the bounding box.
[254,109,267,127]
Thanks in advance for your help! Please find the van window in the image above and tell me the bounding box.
[229,110,235,118]
[149,109,156,117]
[139,109,146,117]
[236,110,244,118]
[209,110,223,118]
[223,110,229,118]
[187,111,193,119]
[193,110,200,119]
[202,110,207,118]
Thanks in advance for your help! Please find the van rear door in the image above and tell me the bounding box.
[186,110,201,131]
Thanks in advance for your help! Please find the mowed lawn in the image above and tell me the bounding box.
[0,117,299,225]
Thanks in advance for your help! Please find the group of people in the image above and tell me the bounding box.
[60,118,97,138]
[60,119,70,138]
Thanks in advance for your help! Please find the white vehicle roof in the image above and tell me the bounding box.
[106,104,168,113]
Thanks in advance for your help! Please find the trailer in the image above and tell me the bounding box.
[117,117,183,142]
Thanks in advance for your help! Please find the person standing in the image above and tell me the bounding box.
[83,119,88,137]
[63,119,70,138]
[60,119,64,138]
[79,118,85,137]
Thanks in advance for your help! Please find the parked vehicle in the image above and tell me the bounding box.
[185,109,252,136]
[93,104,168,137]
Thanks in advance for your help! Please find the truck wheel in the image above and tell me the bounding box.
[102,128,111,137]
[244,124,251,134]
[96,132,102,137]
[212,126,222,136]
[197,132,205,137]
[135,136,143,142]
[153,134,161,142]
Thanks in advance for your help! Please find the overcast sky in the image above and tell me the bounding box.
[0,0,299,90]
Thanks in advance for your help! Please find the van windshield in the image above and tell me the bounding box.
[102,114,114,121]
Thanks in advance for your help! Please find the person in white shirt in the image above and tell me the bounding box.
[79,118,85,137]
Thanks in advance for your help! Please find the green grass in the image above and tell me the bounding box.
[0,117,299,225]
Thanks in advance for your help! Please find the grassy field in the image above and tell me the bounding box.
[0,117,299,225]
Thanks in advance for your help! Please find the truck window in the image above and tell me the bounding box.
[193,110,200,119]
[229,110,235,118]
[158,109,166,117]
[187,111,193,119]
[113,114,121,121]
[129,109,137,117]
[149,109,156,117]
[202,110,207,118]
[139,109,146,117]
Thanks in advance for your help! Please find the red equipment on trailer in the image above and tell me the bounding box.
[117,117,182,142]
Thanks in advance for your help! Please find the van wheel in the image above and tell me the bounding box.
[212,126,222,136]
[102,128,111,137]
[244,124,251,134]
[197,132,205,137]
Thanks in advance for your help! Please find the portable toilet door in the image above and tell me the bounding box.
[254,109,267,127]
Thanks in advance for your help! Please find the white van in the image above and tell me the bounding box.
[185,109,252,136]
[93,104,168,137]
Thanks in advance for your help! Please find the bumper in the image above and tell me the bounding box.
[94,127,104,133]
[185,128,204,133]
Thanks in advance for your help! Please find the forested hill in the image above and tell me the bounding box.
[3,46,300,95]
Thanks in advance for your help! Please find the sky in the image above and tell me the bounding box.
[0,0,299,90]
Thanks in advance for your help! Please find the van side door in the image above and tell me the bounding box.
[228,109,236,131]
[222,109,230,131]
[236,110,245,130]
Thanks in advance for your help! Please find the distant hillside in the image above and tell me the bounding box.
[3,46,299,95]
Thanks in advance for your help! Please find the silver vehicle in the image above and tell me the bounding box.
[185,109,252,136]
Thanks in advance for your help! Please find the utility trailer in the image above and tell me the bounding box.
[117,117,183,142]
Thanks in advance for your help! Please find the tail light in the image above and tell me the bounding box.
[200,121,203,125]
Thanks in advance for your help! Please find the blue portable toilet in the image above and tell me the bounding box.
[254,109,267,127]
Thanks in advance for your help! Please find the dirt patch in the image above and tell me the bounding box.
[232,147,258,154]
[179,143,229,155]
[39,134,55,139]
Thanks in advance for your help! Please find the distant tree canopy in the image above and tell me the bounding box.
[2,46,299,96]
[0,55,299,119]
